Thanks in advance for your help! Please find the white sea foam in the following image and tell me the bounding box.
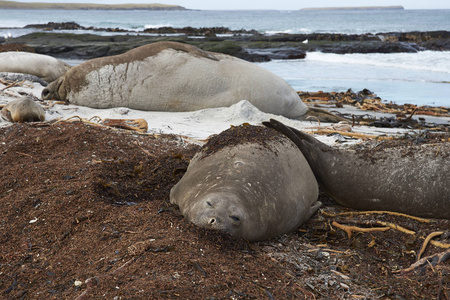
[306,51,450,74]
[144,24,174,29]
[266,28,312,35]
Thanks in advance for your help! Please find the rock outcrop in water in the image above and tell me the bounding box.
[4,22,450,61]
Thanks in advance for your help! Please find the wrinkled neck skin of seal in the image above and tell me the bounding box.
[180,189,261,241]
[42,77,66,101]
[264,119,332,187]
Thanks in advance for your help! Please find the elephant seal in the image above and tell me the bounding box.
[170,125,321,242]
[0,52,71,83]
[42,41,344,122]
[264,119,450,219]
[1,96,45,123]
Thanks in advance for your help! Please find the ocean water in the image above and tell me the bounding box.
[2,9,450,34]
[0,9,449,107]
[258,51,450,107]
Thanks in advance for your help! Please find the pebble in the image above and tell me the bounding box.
[74,280,83,287]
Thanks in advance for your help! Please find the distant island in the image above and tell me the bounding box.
[302,6,404,11]
[0,0,186,10]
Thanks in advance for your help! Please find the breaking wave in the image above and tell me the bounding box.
[306,51,450,74]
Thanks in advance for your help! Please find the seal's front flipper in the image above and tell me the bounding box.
[306,201,322,219]
[263,119,305,151]
[301,107,348,123]
[264,119,332,152]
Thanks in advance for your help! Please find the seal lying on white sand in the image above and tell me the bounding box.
[1,96,45,123]
[264,119,450,219]
[0,52,71,83]
[170,125,321,241]
[42,41,343,122]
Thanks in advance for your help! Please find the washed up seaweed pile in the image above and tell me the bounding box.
[0,43,35,53]
[299,89,449,130]
[200,124,286,158]
[1,121,448,299]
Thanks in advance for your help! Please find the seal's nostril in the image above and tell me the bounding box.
[209,218,215,225]
[42,88,49,98]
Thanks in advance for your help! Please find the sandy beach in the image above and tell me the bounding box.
[2,76,448,145]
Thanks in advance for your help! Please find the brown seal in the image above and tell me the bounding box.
[170,125,321,241]
[42,41,344,122]
[1,96,45,123]
[264,119,450,219]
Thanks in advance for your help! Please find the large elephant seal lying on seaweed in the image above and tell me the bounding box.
[170,125,321,241]
[1,96,45,123]
[42,41,343,122]
[264,119,450,219]
[0,52,71,83]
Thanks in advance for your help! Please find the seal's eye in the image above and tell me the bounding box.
[229,216,240,222]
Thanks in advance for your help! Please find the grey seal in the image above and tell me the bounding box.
[264,119,450,219]
[170,125,321,241]
[42,41,344,122]
[1,96,45,123]
[0,52,71,82]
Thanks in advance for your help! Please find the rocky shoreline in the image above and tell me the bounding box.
[1,22,449,61]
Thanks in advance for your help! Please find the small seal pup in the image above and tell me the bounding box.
[1,96,45,123]
[0,52,71,83]
[170,125,321,242]
[42,41,344,122]
[264,119,450,219]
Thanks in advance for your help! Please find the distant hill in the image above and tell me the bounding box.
[302,6,404,11]
[0,0,186,10]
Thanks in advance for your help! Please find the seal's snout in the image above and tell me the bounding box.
[41,87,50,99]
[41,77,64,100]
[204,214,242,229]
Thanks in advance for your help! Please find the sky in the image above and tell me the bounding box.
[17,0,450,10]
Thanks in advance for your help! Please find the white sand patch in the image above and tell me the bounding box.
[1,79,448,146]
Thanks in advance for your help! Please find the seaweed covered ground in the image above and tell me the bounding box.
[0,122,449,299]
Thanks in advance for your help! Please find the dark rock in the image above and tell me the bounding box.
[24,22,84,30]
[143,26,259,36]
[246,47,306,60]
[0,43,35,53]
[9,27,450,62]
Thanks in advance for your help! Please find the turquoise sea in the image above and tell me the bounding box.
[1,8,449,106]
